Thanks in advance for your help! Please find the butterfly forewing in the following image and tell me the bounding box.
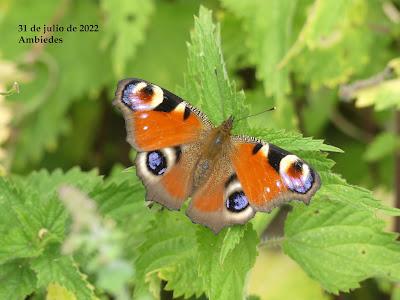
[113,78,211,151]
[231,136,321,212]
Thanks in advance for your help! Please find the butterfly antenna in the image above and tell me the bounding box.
[236,106,276,122]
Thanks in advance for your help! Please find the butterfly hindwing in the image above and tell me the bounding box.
[186,155,255,233]
[114,79,212,212]
[231,136,321,212]
[113,78,211,151]
[135,143,202,210]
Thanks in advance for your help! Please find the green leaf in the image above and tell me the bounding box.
[39,98,103,171]
[302,88,337,135]
[248,250,329,300]
[0,260,37,300]
[221,0,297,98]
[134,211,199,299]
[92,176,144,218]
[58,184,135,299]
[0,228,43,264]
[246,127,343,153]
[46,283,77,300]
[101,0,154,76]
[0,178,54,263]
[364,132,400,162]
[181,6,249,127]
[281,0,356,65]
[221,0,300,129]
[284,0,382,89]
[90,176,155,258]
[3,0,113,171]
[319,184,400,217]
[19,167,102,197]
[160,258,205,299]
[197,224,258,299]
[355,78,400,111]
[105,165,135,185]
[135,209,258,300]
[284,194,400,294]
[219,226,245,264]
[124,0,202,90]
[291,27,373,88]
[0,169,103,264]
[0,177,25,227]
[220,12,250,72]
[0,1,60,58]
[31,246,95,300]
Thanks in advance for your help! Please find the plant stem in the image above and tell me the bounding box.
[330,109,373,143]
[339,66,393,101]
[258,236,285,248]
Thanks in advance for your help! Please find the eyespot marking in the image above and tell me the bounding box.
[146,151,167,176]
[279,155,314,194]
[224,174,250,213]
[141,84,154,98]
[226,191,249,212]
[122,82,163,111]
[288,160,303,177]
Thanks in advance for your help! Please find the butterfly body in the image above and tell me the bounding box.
[114,78,321,233]
[190,116,234,190]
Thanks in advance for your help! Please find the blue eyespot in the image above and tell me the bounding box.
[122,83,155,111]
[226,191,249,213]
[146,151,167,176]
[122,84,136,108]
[281,165,314,194]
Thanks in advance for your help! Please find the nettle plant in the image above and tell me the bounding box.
[1,6,400,300]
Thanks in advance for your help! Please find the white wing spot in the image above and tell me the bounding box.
[139,112,149,119]
[260,144,269,157]
[175,102,186,113]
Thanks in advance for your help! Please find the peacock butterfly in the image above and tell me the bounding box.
[113,78,320,233]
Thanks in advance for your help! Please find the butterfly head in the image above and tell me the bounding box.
[212,116,234,147]
[221,115,234,133]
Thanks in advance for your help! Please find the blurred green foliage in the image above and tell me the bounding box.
[1,0,400,300]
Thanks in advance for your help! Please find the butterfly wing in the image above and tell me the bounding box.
[186,154,255,233]
[113,78,212,151]
[186,135,320,233]
[114,79,211,210]
[135,143,202,210]
[230,136,321,212]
